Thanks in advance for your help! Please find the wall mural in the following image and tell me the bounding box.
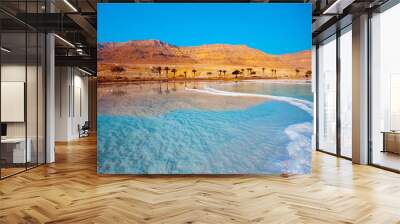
[97,3,313,174]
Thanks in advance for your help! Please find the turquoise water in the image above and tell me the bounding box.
[209,80,313,101]
[97,80,313,174]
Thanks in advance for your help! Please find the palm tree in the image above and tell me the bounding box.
[247,68,252,76]
[171,68,177,79]
[271,69,277,79]
[295,69,300,78]
[222,70,227,79]
[184,71,188,87]
[155,66,162,79]
[305,70,312,78]
[241,68,245,75]
[151,66,158,79]
[262,67,265,74]
[192,69,197,79]
[218,70,222,77]
[164,67,170,80]
[111,65,125,74]
[232,70,241,79]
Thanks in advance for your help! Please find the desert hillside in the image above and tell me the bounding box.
[98,40,311,82]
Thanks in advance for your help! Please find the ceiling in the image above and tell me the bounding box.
[0,0,97,74]
[311,0,390,43]
[0,0,392,75]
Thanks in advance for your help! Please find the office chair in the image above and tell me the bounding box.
[78,121,90,138]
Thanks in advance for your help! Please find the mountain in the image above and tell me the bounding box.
[98,40,311,70]
[279,50,312,70]
[98,40,196,64]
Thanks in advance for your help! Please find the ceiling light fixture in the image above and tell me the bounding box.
[76,48,85,55]
[1,47,11,53]
[78,67,94,76]
[63,0,78,12]
[323,0,341,15]
[54,34,75,48]
[322,0,354,15]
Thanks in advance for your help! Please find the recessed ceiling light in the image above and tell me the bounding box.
[63,0,78,12]
[322,0,354,15]
[78,67,93,76]
[54,34,75,48]
[1,47,11,53]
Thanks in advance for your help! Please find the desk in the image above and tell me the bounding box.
[382,131,400,154]
[1,138,31,163]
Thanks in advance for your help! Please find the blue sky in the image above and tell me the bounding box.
[98,3,311,55]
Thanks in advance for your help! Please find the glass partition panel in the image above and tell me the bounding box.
[38,32,45,165]
[27,31,38,169]
[339,27,352,158]
[1,31,27,177]
[0,1,46,179]
[317,35,337,154]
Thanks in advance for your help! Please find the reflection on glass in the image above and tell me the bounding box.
[318,36,337,154]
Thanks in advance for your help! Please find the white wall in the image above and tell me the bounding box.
[55,67,89,141]
[71,73,89,138]
[1,65,40,138]
[1,65,26,139]
[1,64,25,81]
[55,66,70,141]
[1,82,25,122]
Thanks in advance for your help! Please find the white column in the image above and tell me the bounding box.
[46,33,55,163]
[352,14,369,164]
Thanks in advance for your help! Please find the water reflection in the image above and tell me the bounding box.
[98,81,269,117]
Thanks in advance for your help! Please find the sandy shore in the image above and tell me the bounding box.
[98,76,311,83]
